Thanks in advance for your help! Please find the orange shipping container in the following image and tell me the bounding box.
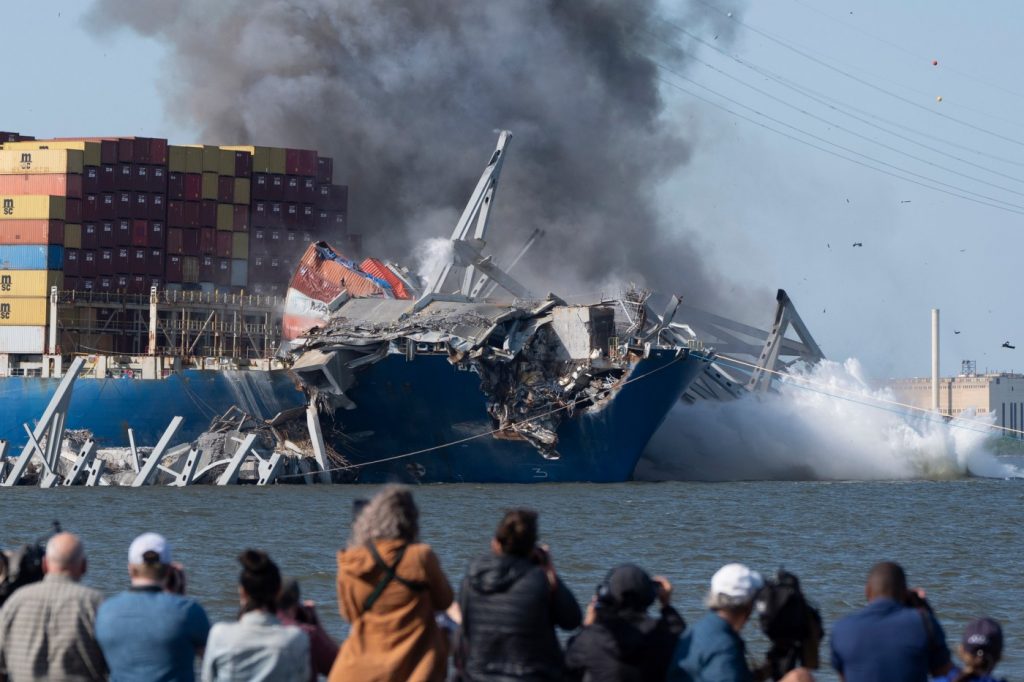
[0,220,64,245]
[0,174,82,198]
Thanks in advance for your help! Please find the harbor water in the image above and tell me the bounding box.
[1,479,1020,681]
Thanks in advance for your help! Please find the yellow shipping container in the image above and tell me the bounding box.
[3,141,96,168]
[185,145,219,173]
[201,172,218,200]
[0,270,63,297]
[0,296,48,326]
[0,148,85,175]
[231,233,249,259]
[216,204,234,230]
[182,256,199,284]
[233,178,251,205]
[185,146,204,174]
[168,145,188,173]
[218,149,236,176]
[64,224,82,249]
[0,196,65,220]
[269,147,286,174]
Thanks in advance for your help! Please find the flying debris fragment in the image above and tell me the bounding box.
[954,330,961,334]
[852,242,863,247]
[900,200,912,204]
[936,95,943,103]
[932,59,939,66]
[1003,341,1016,349]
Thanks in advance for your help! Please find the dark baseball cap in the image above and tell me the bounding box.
[962,617,1003,658]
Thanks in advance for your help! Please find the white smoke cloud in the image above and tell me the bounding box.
[639,358,1023,481]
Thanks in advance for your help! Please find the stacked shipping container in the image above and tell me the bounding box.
[0,135,349,299]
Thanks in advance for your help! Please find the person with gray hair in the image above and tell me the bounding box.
[669,564,813,682]
[0,532,107,681]
[329,485,453,681]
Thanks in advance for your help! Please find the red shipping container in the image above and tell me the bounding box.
[284,176,300,202]
[199,200,217,227]
[167,200,185,227]
[284,203,299,227]
[99,221,114,247]
[232,205,249,232]
[84,167,100,193]
[184,201,200,228]
[183,228,200,255]
[118,163,133,190]
[118,138,135,163]
[301,204,314,228]
[100,165,116,191]
[317,183,347,210]
[168,172,184,201]
[215,231,232,258]
[217,176,234,203]
[83,194,99,221]
[270,175,284,200]
[184,173,201,201]
[0,219,63,245]
[317,157,333,184]
[115,247,130,272]
[64,249,80,276]
[199,227,216,254]
[0,173,82,198]
[166,254,183,282]
[150,194,165,220]
[148,221,165,248]
[167,227,184,255]
[65,199,82,223]
[97,276,112,292]
[233,151,251,177]
[114,274,128,290]
[148,248,163,276]
[100,193,115,220]
[215,258,231,286]
[269,203,283,227]
[285,149,301,175]
[252,173,270,200]
[150,139,168,165]
[130,247,146,275]
[298,150,317,177]
[82,223,99,249]
[150,166,167,193]
[131,220,148,247]
[132,192,149,219]
[117,191,131,217]
[130,275,146,294]
[251,228,265,248]
[252,201,267,228]
[302,176,316,201]
[200,255,215,281]
[134,165,149,192]
[81,250,97,277]
[99,248,114,276]
[116,219,131,245]
[80,278,94,292]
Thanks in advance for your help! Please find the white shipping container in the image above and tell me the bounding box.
[0,325,46,353]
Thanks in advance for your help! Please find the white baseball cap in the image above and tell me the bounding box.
[709,563,763,606]
[128,532,171,565]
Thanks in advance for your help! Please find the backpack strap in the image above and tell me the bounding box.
[362,543,428,612]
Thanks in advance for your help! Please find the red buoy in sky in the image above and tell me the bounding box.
[932,59,939,66]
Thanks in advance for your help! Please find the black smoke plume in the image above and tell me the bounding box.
[88,0,748,308]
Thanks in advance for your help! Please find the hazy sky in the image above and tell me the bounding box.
[5,1,1023,381]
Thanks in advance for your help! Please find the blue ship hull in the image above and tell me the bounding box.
[0,370,305,449]
[331,347,706,483]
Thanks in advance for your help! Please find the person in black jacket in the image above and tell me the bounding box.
[565,563,686,682]
[456,508,582,681]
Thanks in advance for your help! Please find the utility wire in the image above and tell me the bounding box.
[650,64,1024,216]
[655,19,1024,181]
[692,0,1024,150]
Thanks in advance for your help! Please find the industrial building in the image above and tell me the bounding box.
[888,360,1024,436]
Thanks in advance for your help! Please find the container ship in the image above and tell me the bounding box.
[0,131,710,483]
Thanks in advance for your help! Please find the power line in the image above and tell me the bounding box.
[691,0,1024,150]
[649,59,1024,215]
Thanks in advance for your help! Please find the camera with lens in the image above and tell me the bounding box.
[0,521,62,608]
[752,569,824,681]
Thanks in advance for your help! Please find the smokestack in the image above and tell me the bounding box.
[931,308,939,413]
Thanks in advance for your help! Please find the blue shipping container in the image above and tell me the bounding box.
[0,245,63,270]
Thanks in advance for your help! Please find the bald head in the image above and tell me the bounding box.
[44,532,86,580]
[866,561,906,602]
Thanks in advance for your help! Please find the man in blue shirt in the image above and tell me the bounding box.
[96,533,211,682]
[830,562,952,682]
[669,563,812,682]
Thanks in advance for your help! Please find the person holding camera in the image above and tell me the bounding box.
[668,563,813,682]
[456,508,582,681]
[564,563,685,681]
[95,532,211,681]
[829,562,952,682]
